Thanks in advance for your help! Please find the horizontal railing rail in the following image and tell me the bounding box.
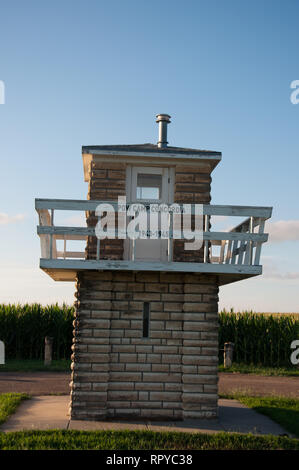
[35,198,272,218]
[37,225,268,243]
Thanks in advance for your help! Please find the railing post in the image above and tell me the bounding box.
[219,240,226,264]
[254,218,265,265]
[249,216,254,265]
[244,216,254,265]
[132,238,136,261]
[49,209,54,259]
[63,235,66,259]
[204,214,210,263]
[230,239,239,264]
[225,239,233,264]
[96,238,100,260]
[168,210,173,262]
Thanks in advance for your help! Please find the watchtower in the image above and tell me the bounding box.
[35,114,272,420]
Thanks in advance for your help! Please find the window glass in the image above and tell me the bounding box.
[136,173,162,200]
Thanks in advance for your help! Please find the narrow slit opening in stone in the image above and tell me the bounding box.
[143,302,150,338]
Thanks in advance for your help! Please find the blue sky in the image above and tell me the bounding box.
[0,0,298,311]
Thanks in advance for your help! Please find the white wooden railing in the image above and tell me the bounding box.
[35,199,272,270]
[208,216,267,266]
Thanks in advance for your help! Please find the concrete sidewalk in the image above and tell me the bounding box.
[0,395,292,437]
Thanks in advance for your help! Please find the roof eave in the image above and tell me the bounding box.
[81,148,222,182]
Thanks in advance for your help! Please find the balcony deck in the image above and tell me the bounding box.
[35,199,272,286]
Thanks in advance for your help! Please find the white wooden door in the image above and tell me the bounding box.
[128,166,170,262]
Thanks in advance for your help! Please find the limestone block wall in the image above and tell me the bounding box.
[173,164,212,263]
[86,160,126,260]
[70,271,219,421]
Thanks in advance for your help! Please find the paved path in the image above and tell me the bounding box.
[0,395,291,436]
[0,372,70,395]
[0,372,298,397]
[219,372,299,398]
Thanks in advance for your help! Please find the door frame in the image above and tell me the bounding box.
[124,165,174,261]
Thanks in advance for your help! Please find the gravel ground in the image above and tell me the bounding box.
[218,372,299,398]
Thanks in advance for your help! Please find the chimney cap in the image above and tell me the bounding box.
[156,114,171,123]
[156,114,171,148]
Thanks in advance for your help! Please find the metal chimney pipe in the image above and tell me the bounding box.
[156,114,171,148]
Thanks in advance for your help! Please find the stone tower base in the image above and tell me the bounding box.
[70,271,219,420]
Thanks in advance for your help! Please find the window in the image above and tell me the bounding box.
[136,173,162,201]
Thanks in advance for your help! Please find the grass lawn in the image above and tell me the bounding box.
[0,393,29,425]
[221,394,299,438]
[0,393,298,450]
[0,429,298,450]
[0,359,71,372]
[218,363,299,377]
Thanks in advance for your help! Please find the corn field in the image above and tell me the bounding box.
[0,304,74,360]
[219,309,299,367]
[0,304,298,366]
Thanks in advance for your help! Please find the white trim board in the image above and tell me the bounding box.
[35,199,272,219]
[40,258,262,274]
[40,258,262,285]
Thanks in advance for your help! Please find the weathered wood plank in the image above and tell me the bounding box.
[230,239,239,265]
[204,205,272,218]
[244,217,254,265]
[37,225,268,242]
[219,240,226,264]
[237,222,249,265]
[225,239,233,264]
[40,258,262,275]
[254,218,266,265]
[38,226,95,236]
[36,199,273,219]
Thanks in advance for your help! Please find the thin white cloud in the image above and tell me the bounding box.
[266,220,299,243]
[65,214,86,226]
[264,270,299,280]
[263,258,299,281]
[0,213,26,225]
